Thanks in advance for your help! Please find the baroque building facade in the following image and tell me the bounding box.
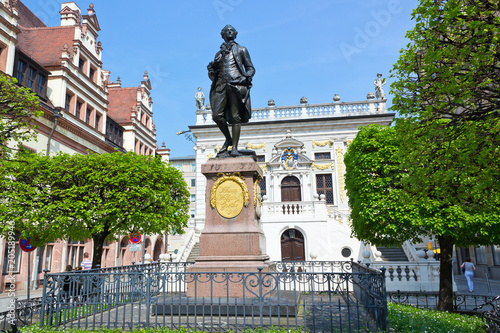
[0,1,164,292]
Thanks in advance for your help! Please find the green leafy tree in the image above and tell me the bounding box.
[391,0,499,125]
[387,0,500,311]
[0,151,190,268]
[0,74,43,156]
[345,123,500,312]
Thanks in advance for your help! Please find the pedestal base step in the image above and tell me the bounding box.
[152,291,300,317]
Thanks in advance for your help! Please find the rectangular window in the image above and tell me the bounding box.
[44,245,53,271]
[78,57,85,72]
[257,155,265,162]
[190,210,195,218]
[190,194,196,202]
[315,152,331,160]
[37,246,45,273]
[173,164,182,171]
[65,93,72,112]
[85,108,92,124]
[191,179,196,187]
[16,59,26,84]
[316,174,334,204]
[27,67,36,88]
[475,246,487,265]
[37,74,46,96]
[95,113,101,130]
[89,67,96,82]
[2,235,22,274]
[492,245,500,266]
[191,163,196,172]
[75,100,82,118]
[260,176,267,197]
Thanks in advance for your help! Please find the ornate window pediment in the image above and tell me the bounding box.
[268,131,311,170]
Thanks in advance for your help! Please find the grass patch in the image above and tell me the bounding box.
[388,302,486,332]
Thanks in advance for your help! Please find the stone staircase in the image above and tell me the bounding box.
[186,242,199,262]
[376,246,408,261]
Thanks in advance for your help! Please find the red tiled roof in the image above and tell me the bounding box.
[17,1,47,28]
[107,87,138,123]
[17,26,75,67]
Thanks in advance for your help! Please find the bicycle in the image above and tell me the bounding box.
[473,295,500,333]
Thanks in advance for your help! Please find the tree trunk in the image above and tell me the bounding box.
[91,229,109,269]
[437,235,455,311]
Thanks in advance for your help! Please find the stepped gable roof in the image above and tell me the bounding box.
[107,87,138,123]
[17,25,75,67]
[17,1,47,28]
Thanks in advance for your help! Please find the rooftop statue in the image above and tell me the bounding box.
[207,25,255,157]
[195,87,205,111]
[374,73,386,100]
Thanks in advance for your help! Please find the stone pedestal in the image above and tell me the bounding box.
[187,157,273,297]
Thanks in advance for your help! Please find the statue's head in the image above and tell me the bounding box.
[197,87,202,91]
[221,25,238,41]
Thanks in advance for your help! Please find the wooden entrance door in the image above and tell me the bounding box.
[281,176,301,202]
[281,229,305,261]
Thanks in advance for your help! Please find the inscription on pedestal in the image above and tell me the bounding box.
[215,180,243,218]
[210,172,249,219]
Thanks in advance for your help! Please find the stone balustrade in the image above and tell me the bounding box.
[261,200,327,221]
[196,99,387,125]
[368,261,441,292]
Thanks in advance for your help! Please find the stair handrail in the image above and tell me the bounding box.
[177,229,195,262]
[402,240,420,262]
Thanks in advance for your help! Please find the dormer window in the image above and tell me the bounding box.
[16,59,26,83]
[14,56,48,98]
[27,67,36,89]
[37,74,46,96]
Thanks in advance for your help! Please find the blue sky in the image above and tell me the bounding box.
[22,0,418,157]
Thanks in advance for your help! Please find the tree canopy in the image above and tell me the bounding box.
[386,0,500,310]
[391,0,499,125]
[0,74,42,156]
[0,151,190,268]
[345,123,500,311]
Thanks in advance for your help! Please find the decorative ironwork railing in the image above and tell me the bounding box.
[37,261,388,332]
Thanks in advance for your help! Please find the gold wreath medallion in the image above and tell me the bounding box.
[211,173,249,219]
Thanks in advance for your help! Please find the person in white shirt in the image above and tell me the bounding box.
[461,257,476,293]
[81,252,92,270]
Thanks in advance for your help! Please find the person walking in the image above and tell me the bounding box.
[461,257,476,293]
[81,252,92,270]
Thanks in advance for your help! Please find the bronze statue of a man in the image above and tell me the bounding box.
[208,25,255,157]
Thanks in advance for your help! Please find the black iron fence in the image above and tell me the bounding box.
[0,297,43,330]
[35,260,388,332]
[387,290,500,313]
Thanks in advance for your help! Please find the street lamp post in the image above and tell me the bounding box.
[46,108,63,156]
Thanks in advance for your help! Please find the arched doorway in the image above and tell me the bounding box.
[281,229,305,261]
[281,176,301,202]
[153,238,163,262]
